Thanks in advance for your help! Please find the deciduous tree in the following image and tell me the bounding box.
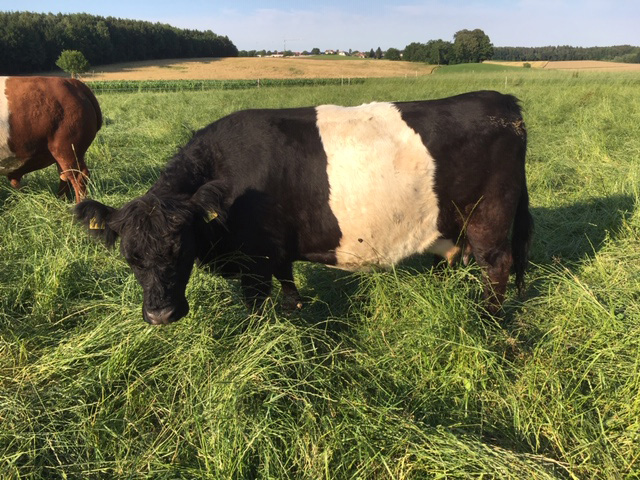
[452,28,493,63]
[385,47,401,61]
[55,49,90,78]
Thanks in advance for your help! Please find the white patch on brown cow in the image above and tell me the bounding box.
[0,76,19,173]
[316,102,444,269]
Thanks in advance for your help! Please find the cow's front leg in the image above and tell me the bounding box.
[240,259,273,310]
[274,262,303,311]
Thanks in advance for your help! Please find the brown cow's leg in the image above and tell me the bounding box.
[49,141,89,202]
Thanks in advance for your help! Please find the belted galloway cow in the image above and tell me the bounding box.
[75,90,533,324]
[1,76,102,201]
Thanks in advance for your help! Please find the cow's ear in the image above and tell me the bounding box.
[74,199,119,248]
[190,180,227,225]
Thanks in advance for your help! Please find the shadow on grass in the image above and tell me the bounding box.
[530,193,636,263]
[286,263,361,332]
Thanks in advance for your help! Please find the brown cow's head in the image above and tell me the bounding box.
[74,182,226,325]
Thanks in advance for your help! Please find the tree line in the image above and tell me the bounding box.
[238,29,494,65]
[492,45,640,63]
[240,28,639,66]
[0,11,238,75]
[402,29,494,64]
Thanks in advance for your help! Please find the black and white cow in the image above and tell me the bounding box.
[75,90,533,324]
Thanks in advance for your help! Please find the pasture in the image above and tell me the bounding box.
[1,69,639,478]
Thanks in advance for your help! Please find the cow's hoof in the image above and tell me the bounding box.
[282,295,303,312]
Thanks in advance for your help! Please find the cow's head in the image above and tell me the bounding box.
[74,182,226,325]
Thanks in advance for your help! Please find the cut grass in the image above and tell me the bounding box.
[1,70,639,478]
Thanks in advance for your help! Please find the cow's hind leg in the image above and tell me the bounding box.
[474,241,513,315]
[56,164,72,199]
[466,222,513,316]
[48,140,89,202]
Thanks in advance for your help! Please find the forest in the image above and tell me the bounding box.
[0,11,238,75]
[492,45,640,63]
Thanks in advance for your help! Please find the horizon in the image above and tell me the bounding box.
[2,1,639,53]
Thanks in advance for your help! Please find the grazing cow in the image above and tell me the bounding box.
[1,76,102,201]
[75,90,533,324]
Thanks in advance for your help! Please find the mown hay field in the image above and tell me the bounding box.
[486,59,640,71]
[76,56,438,81]
[1,68,639,479]
[72,57,640,83]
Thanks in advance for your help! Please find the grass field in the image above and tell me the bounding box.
[1,69,639,478]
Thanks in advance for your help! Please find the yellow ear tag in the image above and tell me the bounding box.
[89,217,106,230]
[204,210,219,223]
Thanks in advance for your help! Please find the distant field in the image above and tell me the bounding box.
[75,56,437,81]
[54,57,640,82]
[486,60,640,71]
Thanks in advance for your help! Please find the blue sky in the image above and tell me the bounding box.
[3,1,639,51]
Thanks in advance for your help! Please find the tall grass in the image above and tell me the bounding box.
[1,70,639,478]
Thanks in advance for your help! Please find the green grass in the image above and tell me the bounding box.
[1,69,639,479]
[434,63,525,73]
[87,78,367,94]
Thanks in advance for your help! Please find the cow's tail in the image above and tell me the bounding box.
[74,79,103,131]
[512,181,533,294]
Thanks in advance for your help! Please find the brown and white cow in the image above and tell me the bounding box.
[0,76,102,201]
[76,90,533,324]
